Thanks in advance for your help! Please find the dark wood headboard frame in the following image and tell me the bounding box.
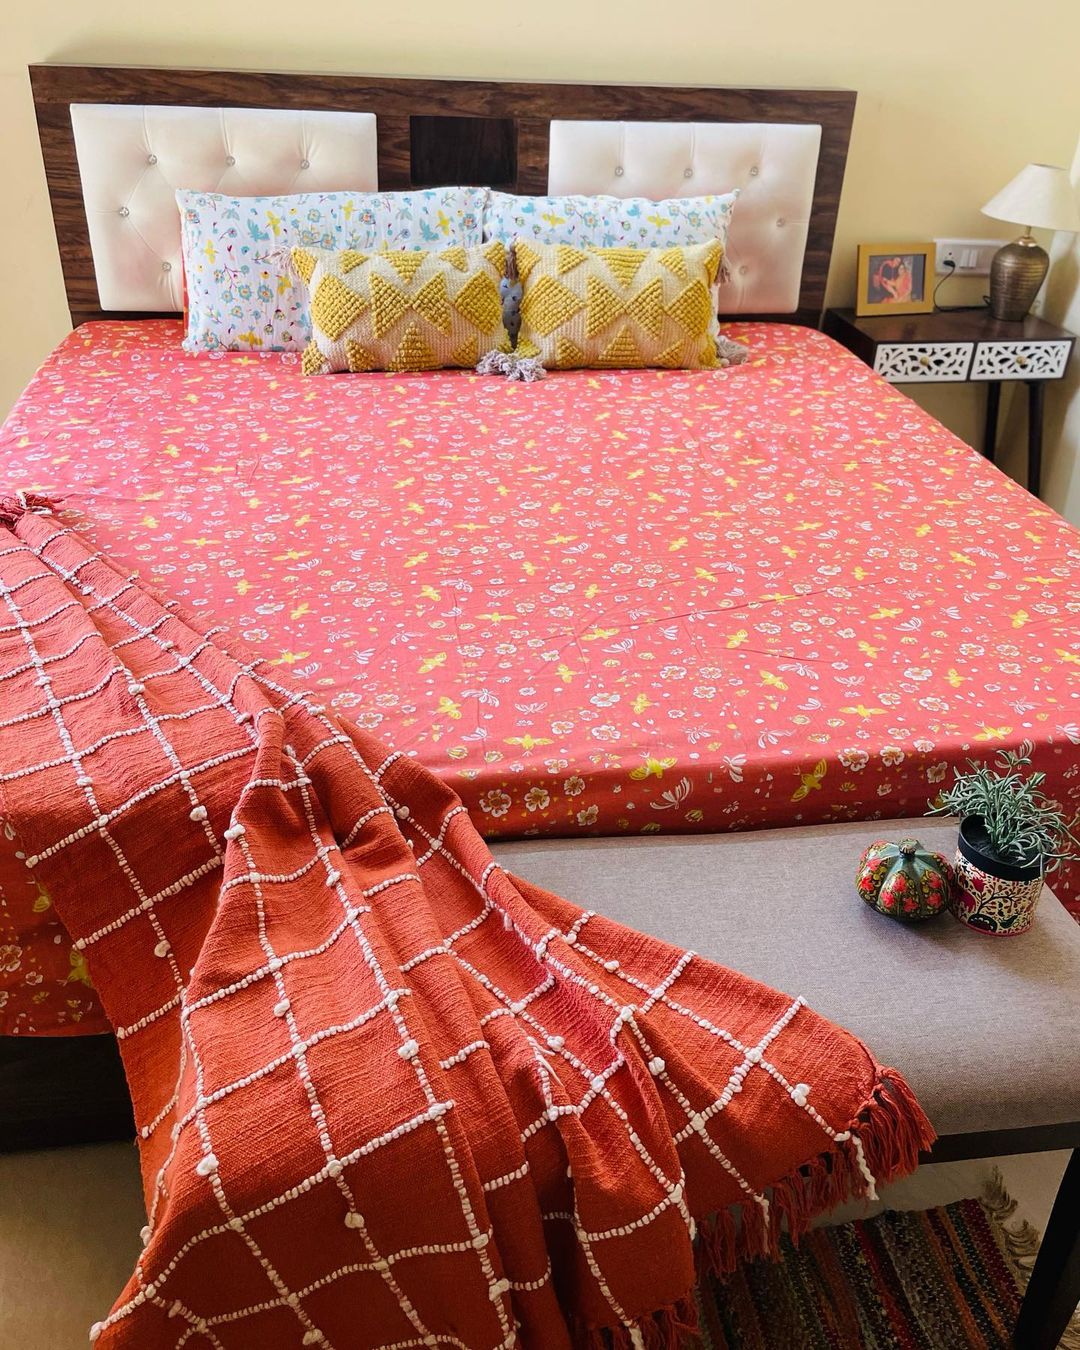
[30,64,855,329]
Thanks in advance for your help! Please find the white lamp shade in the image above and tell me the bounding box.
[981,163,1080,233]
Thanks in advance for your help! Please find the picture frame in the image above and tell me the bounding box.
[855,242,936,317]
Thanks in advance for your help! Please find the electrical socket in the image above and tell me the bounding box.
[934,238,1008,276]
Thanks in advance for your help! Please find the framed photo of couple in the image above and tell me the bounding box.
[855,242,935,317]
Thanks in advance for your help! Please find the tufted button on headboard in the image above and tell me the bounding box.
[70,104,378,312]
[547,120,821,316]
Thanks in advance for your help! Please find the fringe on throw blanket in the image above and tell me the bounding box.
[0,490,60,527]
[569,1071,930,1347]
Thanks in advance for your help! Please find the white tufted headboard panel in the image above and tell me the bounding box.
[36,67,854,326]
[548,121,821,315]
[70,104,378,312]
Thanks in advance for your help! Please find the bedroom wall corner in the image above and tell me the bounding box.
[1042,129,1080,527]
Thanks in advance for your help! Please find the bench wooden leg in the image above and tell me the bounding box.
[1013,1148,1080,1349]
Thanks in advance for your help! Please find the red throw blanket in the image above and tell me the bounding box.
[0,502,933,1349]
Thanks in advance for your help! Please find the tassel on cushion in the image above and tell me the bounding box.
[716,334,750,367]
[265,244,295,277]
[475,350,547,382]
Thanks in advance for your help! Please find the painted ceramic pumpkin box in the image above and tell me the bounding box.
[856,838,951,922]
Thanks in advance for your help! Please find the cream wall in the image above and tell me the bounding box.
[3,0,1080,516]
[1042,132,1080,521]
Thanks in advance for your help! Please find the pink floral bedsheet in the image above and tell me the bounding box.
[2,319,1078,1033]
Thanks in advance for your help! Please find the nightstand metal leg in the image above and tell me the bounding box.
[1012,1147,1080,1349]
[1026,380,1044,499]
[983,381,1001,463]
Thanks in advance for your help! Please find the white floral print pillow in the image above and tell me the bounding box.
[484,190,738,252]
[178,187,489,353]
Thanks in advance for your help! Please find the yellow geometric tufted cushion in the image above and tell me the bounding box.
[513,239,724,370]
[292,243,509,375]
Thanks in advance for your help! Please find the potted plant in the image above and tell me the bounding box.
[929,747,1080,935]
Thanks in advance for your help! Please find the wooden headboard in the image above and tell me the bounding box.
[29,64,855,328]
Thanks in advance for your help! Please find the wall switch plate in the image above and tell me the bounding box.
[934,237,1008,276]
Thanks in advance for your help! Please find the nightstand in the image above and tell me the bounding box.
[822,307,1076,498]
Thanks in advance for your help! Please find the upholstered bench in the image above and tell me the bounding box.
[498,818,1080,1350]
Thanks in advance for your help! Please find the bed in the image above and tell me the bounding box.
[3,64,1079,1098]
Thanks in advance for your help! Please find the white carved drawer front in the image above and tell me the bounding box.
[872,342,973,382]
[970,340,1071,381]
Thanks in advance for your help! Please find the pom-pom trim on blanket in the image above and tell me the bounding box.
[0,496,934,1350]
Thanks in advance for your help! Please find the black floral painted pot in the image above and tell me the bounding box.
[949,815,1043,936]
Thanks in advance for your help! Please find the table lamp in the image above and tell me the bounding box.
[981,163,1080,320]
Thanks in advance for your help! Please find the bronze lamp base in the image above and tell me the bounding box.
[989,234,1049,321]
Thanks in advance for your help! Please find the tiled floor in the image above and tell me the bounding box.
[0,1144,1069,1348]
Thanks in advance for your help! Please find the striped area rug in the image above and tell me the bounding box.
[693,1176,1080,1349]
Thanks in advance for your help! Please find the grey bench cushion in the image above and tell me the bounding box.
[492,819,1080,1139]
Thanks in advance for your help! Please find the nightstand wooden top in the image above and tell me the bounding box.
[826,306,1074,345]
